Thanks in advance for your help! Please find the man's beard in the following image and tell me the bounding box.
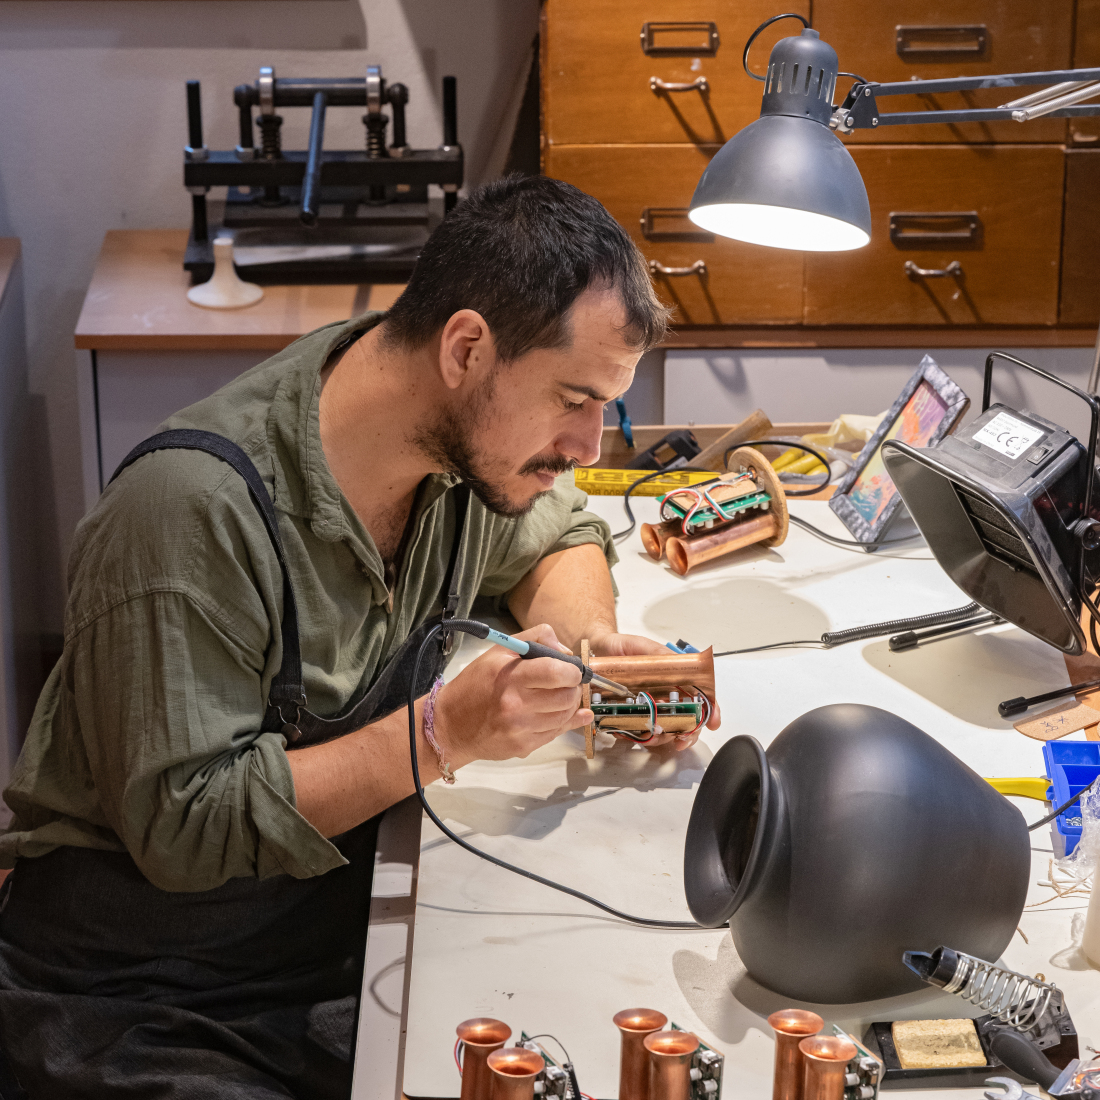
[414,390,576,518]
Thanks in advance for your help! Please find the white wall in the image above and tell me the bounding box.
[0,0,538,633]
[666,346,1100,440]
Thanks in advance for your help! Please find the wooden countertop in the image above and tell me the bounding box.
[74,230,404,352]
[0,240,21,314]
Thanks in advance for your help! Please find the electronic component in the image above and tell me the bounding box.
[590,691,707,742]
[671,1023,724,1100]
[831,1024,883,1100]
[519,1034,579,1100]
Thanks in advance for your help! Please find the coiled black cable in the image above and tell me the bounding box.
[820,602,982,648]
[407,620,719,930]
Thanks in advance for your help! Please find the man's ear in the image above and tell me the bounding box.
[438,309,495,391]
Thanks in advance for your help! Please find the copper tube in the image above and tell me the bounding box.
[457,1018,512,1100]
[665,514,778,576]
[614,1008,668,1100]
[769,1009,824,1100]
[486,1047,545,1100]
[800,1035,858,1100]
[641,520,680,560]
[644,1030,699,1100]
[587,650,715,698]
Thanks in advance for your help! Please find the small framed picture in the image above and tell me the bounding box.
[830,355,970,547]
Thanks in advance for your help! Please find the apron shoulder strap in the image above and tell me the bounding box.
[110,430,307,724]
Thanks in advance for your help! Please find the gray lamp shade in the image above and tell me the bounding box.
[688,28,872,252]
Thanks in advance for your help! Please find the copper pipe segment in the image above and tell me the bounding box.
[664,514,778,576]
[800,1035,857,1100]
[587,650,715,698]
[641,520,680,561]
[614,1008,668,1100]
[457,1018,512,1100]
[769,1009,824,1100]
[644,1030,699,1100]
[486,1046,545,1100]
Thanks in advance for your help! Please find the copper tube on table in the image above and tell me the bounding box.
[665,514,778,576]
[587,649,715,698]
[641,520,680,560]
[769,1009,824,1100]
[457,1018,512,1100]
[799,1035,858,1100]
[486,1046,545,1100]
[644,1030,699,1100]
[614,1007,668,1100]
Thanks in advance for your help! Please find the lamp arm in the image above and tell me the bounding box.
[834,67,1100,132]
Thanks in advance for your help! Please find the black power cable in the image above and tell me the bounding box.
[407,620,720,931]
[1027,777,1098,833]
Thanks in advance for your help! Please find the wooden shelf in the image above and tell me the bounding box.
[74,230,403,353]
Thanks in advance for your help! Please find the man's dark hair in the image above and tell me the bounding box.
[382,175,669,361]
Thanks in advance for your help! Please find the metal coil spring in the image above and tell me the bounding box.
[364,113,388,158]
[944,951,1056,1030]
[258,115,283,160]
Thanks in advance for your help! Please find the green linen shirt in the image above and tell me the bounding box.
[0,312,616,892]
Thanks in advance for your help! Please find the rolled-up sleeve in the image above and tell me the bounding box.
[67,590,344,892]
[477,472,619,599]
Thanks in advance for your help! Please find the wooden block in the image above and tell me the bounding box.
[1014,700,1100,741]
[687,409,773,472]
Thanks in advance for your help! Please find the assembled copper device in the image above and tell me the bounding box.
[800,1035,859,1100]
[641,447,789,576]
[579,644,716,758]
[456,1018,512,1100]
[486,1047,546,1100]
[769,1009,824,1100]
[644,1030,701,1100]
[614,1008,668,1100]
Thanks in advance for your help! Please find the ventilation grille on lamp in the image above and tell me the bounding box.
[764,60,835,102]
[955,487,1038,577]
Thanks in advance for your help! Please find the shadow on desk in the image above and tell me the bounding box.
[422,740,711,846]
[862,627,1069,728]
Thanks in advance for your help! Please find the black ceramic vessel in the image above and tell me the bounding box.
[683,704,1030,1004]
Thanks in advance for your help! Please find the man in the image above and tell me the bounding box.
[0,176,719,1098]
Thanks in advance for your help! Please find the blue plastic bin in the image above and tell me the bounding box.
[1041,741,1100,857]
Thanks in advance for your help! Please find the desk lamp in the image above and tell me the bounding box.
[687,15,1100,655]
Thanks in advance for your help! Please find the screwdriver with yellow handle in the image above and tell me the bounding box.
[985,777,1050,801]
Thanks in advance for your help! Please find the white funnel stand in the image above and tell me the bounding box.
[187,237,264,309]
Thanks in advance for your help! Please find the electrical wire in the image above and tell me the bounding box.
[612,469,721,543]
[724,439,832,498]
[525,1034,572,1067]
[742,13,811,80]
[408,622,720,930]
[1027,777,1099,833]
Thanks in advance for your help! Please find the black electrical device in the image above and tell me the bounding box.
[882,353,1100,655]
[624,429,701,471]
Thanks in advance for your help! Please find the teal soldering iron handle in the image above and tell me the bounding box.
[442,619,629,694]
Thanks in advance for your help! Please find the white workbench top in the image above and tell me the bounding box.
[387,495,1098,1099]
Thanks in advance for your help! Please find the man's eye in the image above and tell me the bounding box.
[562,397,585,412]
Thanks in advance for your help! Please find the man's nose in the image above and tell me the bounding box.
[560,401,605,468]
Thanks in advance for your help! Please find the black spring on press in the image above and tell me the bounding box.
[258,114,283,159]
[363,112,389,158]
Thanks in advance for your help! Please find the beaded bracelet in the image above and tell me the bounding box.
[423,676,456,784]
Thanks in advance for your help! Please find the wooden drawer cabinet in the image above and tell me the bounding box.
[541,0,808,147]
[814,0,1072,144]
[804,145,1064,325]
[545,144,803,324]
[1060,150,1100,324]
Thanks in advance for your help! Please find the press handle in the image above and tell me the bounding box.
[649,259,707,276]
[904,260,963,278]
[895,24,988,58]
[650,76,709,94]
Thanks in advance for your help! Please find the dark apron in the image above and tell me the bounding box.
[0,430,470,1100]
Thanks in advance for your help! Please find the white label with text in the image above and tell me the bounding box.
[972,412,1044,460]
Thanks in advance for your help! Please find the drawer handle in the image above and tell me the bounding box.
[649,260,707,277]
[640,207,714,243]
[896,24,988,59]
[905,260,963,278]
[640,21,720,57]
[650,76,709,94]
[890,212,982,250]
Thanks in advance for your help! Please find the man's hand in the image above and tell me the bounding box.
[589,632,721,752]
[434,624,591,767]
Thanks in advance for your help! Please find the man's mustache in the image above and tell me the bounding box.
[517,453,578,477]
